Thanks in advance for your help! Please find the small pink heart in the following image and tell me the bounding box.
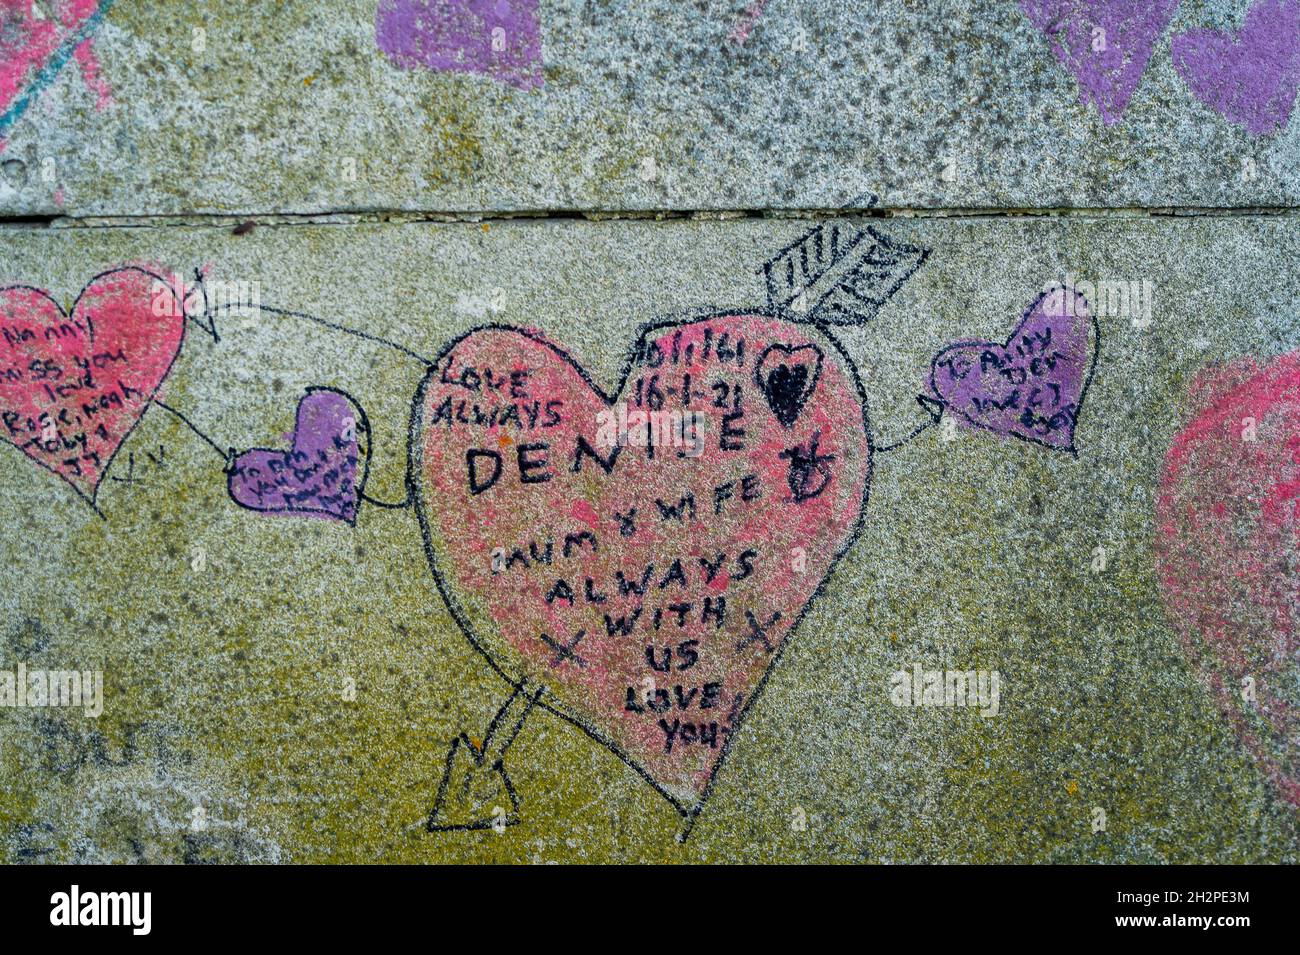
[1171,0,1300,137]
[0,267,185,504]
[411,315,871,810]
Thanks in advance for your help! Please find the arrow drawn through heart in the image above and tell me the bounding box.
[410,220,942,834]
[410,314,874,821]
[0,222,1108,838]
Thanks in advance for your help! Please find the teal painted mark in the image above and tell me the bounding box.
[0,0,116,139]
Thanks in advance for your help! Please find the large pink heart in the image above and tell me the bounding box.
[410,314,871,812]
[0,267,185,504]
[1156,353,1300,807]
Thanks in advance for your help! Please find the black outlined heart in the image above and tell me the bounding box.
[410,313,871,819]
[755,343,824,428]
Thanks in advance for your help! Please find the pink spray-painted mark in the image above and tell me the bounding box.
[412,316,870,808]
[227,388,365,525]
[71,35,112,110]
[928,286,1098,453]
[0,0,114,143]
[375,0,543,91]
[0,266,185,504]
[1171,0,1300,137]
[727,0,769,47]
[1156,353,1300,806]
[1020,0,1182,125]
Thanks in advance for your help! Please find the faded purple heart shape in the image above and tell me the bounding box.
[1020,0,1182,125]
[375,0,543,90]
[227,388,367,524]
[928,287,1098,453]
[1171,0,1300,137]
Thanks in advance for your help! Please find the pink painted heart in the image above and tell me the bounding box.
[1171,0,1300,137]
[928,286,1098,453]
[0,267,185,504]
[0,0,115,138]
[1156,352,1300,806]
[1020,0,1182,125]
[410,315,871,811]
[227,388,368,524]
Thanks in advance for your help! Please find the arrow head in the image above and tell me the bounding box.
[916,394,945,424]
[426,733,521,833]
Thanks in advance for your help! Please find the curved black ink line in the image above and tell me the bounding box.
[407,308,875,839]
[360,489,413,509]
[0,265,188,515]
[212,302,434,368]
[926,286,1102,458]
[874,395,947,454]
[151,399,233,463]
[224,385,373,528]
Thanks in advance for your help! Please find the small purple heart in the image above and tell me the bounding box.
[228,389,365,524]
[1020,0,1182,125]
[1171,0,1300,137]
[375,0,544,91]
[928,287,1098,453]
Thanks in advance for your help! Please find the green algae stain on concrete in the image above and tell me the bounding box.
[419,97,485,191]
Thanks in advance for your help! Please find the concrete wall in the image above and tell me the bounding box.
[0,1,1297,862]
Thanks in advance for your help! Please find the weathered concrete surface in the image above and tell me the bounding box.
[1,0,1299,217]
[1,215,1298,862]
[2,0,1298,865]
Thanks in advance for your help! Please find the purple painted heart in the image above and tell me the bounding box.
[226,388,368,523]
[1171,0,1300,138]
[928,286,1098,453]
[1020,0,1182,125]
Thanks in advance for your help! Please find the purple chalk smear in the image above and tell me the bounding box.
[1020,0,1181,125]
[228,390,362,524]
[375,0,543,90]
[1172,0,1300,137]
[929,287,1095,452]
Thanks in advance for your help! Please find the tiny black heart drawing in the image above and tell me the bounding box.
[755,343,824,427]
